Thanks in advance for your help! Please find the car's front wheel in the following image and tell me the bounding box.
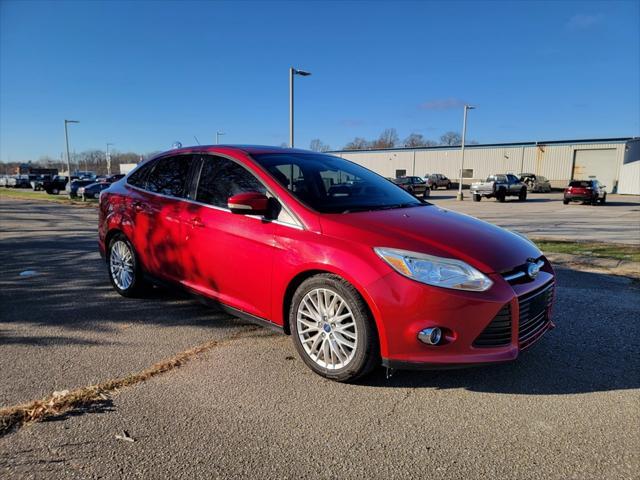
[290,274,379,382]
[107,233,150,297]
[518,188,527,201]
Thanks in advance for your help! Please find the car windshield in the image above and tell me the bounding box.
[252,152,425,214]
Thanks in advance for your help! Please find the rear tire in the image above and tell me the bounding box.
[289,274,379,382]
[600,194,607,204]
[496,190,506,202]
[52,188,59,195]
[563,199,570,205]
[107,233,150,298]
[473,194,481,202]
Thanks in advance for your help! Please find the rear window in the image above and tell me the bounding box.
[146,155,194,197]
[569,181,591,188]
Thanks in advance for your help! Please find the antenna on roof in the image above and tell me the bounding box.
[194,136,201,145]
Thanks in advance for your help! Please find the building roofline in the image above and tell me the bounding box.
[329,137,637,154]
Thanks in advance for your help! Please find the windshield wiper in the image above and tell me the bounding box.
[342,203,424,213]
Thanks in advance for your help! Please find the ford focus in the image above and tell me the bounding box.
[99,145,555,382]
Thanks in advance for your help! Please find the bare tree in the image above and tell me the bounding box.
[403,133,426,147]
[372,128,399,149]
[309,139,331,152]
[424,139,439,147]
[344,137,370,150]
[440,131,462,146]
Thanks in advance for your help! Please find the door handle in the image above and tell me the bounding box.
[190,217,205,228]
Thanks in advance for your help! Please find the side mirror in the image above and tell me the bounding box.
[227,192,269,215]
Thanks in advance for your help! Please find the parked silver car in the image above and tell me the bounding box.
[519,173,551,192]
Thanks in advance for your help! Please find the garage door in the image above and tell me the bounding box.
[572,149,618,192]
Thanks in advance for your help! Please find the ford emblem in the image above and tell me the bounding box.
[526,262,540,279]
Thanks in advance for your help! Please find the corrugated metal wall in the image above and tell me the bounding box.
[336,141,633,193]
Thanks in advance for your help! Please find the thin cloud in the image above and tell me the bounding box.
[419,98,466,110]
[566,13,604,30]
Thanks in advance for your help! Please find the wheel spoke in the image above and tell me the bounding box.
[297,287,358,370]
[334,331,356,349]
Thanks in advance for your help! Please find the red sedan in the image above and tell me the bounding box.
[99,146,555,382]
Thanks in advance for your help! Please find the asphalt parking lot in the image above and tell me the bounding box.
[431,190,640,245]
[1,197,639,479]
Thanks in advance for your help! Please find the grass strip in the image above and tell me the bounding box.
[534,239,640,262]
[0,326,261,437]
[0,188,97,206]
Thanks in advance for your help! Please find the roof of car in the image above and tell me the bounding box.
[162,145,316,157]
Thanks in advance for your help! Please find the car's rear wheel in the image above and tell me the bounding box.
[473,194,481,202]
[600,194,607,204]
[290,274,378,382]
[107,233,149,297]
[52,188,59,195]
[563,198,570,205]
[496,190,506,202]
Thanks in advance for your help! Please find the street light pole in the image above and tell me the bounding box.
[216,131,225,144]
[289,67,311,148]
[106,143,114,175]
[64,120,79,180]
[457,105,475,201]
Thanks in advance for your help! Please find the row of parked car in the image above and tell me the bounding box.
[389,172,607,205]
[20,173,126,200]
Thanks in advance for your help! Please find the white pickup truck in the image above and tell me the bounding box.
[470,174,528,202]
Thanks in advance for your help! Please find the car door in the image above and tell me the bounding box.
[507,174,519,194]
[182,154,276,319]
[142,154,196,281]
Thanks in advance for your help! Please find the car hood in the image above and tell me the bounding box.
[322,205,541,273]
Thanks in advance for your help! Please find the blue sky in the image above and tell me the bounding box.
[0,0,638,161]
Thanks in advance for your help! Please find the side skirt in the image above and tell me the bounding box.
[142,272,286,335]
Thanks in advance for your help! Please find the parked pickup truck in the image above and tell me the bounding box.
[470,174,528,202]
[43,175,70,195]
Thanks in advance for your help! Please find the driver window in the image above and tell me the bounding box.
[196,156,266,208]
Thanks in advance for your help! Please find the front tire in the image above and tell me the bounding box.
[289,274,379,382]
[107,233,150,297]
[600,194,607,204]
[518,188,527,201]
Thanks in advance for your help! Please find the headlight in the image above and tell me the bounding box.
[374,247,493,292]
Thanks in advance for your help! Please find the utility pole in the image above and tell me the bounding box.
[289,67,311,147]
[106,143,114,175]
[457,105,475,201]
[64,120,79,179]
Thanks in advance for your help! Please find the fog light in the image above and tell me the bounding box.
[418,327,442,345]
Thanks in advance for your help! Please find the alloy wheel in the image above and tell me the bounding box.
[296,288,358,370]
[110,240,134,290]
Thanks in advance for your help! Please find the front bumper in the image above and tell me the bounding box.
[368,262,555,369]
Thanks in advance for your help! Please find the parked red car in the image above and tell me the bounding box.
[99,146,555,381]
[563,179,607,205]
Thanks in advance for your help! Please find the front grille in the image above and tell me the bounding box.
[473,304,512,348]
[518,281,554,347]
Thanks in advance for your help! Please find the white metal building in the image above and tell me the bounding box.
[332,137,640,195]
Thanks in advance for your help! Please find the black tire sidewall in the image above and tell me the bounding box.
[289,274,378,382]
